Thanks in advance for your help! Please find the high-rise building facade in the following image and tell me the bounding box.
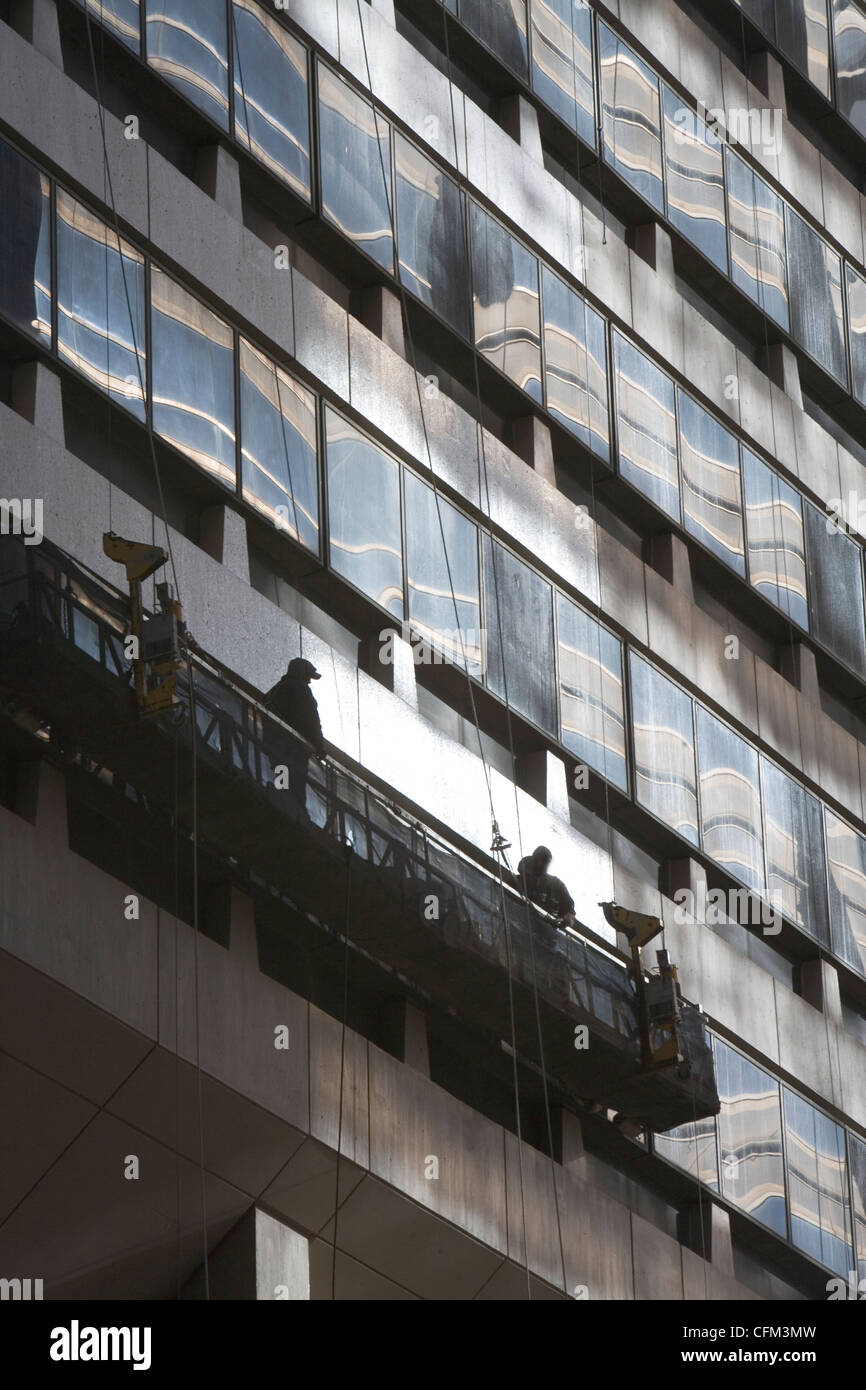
[1,0,865,1303]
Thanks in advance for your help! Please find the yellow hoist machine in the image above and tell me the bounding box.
[102,532,184,716]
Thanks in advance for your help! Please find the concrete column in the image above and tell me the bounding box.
[194,145,243,222]
[183,1209,310,1299]
[749,50,787,116]
[359,628,417,712]
[667,857,707,925]
[778,641,820,703]
[11,361,65,447]
[631,222,675,280]
[229,886,258,971]
[511,416,556,486]
[357,285,405,357]
[650,532,694,602]
[499,94,544,165]
[15,759,68,844]
[555,1107,586,1175]
[519,749,570,820]
[709,1203,735,1278]
[800,957,843,1025]
[759,342,803,411]
[380,998,430,1075]
[10,0,63,68]
[200,504,250,585]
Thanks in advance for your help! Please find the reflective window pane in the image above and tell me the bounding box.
[0,140,52,344]
[612,334,679,520]
[678,391,745,576]
[557,594,627,790]
[804,501,866,675]
[696,706,764,893]
[783,1088,853,1275]
[662,87,727,272]
[405,471,482,674]
[715,1039,786,1237]
[777,0,832,97]
[150,268,235,486]
[761,758,828,941]
[318,66,393,272]
[725,150,788,330]
[742,448,808,628]
[846,263,866,407]
[146,0,229,128]
[84,0,140,51]
[785,206,847,384]
[239,338,318,554]
[530,0,595,145]
[395,134,469,337]
[470,203,541,400]
[851,1133,866,1280]
[483,538,556,733]
[232,1,310,198]
[542,266,609,460]
[629,654,698,845]
[460,0,529,79]
[326,410,403,617]
[599,23,664,212]
[824,808,866,977]
[56,191,146,420]
[654,1117,719,1187]
[833,0,866,136]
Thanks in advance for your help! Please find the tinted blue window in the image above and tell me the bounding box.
[240,338,318,554]
[146,0,229,128]
[232,1,310,198]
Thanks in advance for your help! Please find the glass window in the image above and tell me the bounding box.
[395,135,469,338]
[530,0,595,145]
[629,654,698,845]
[733,0,776,32]
[833,1,866,136]
[598,23,664,213]
[483,538,556,733]
[715,1039,786,1237]
[804,501,866,675]
[777,0,832,97]
[761,758,828,941]
[696,707,764,894]
[460,0,529,79]
[612,334,679,520]
[239,338,318,554]
[470,203,541,401]
[0,139,52,345]
[145,0,229,128]
[725,150,788,330]
[851,1132,866,1280]
[661,87,727,273]
[541,266,609,460]
[325,410,403,617]
[824,808,866,977]
[785,206,847,384]
[678,391,745,576]
[84,0,140,51]
[741,448,808,628]
[232,0,310,198]
[150,268,235,486]
[556,594,627,790]
[318,66,393,273]
[783,1088,853,1275]
[56,191,146,420]
[846,263,866,407]
[404,471,482,674]
[654,1117,719,1187]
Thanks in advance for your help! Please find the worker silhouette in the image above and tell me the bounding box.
[264,656,326,814]
[517,845,576,928]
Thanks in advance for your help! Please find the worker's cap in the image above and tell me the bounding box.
[287,657,321,680]
[533,845,553,863]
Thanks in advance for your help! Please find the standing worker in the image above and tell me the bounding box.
[516,845,576,928]
[264,656,326,814]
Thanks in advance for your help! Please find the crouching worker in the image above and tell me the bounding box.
[264,656,326,815]
[516,845,576,928]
